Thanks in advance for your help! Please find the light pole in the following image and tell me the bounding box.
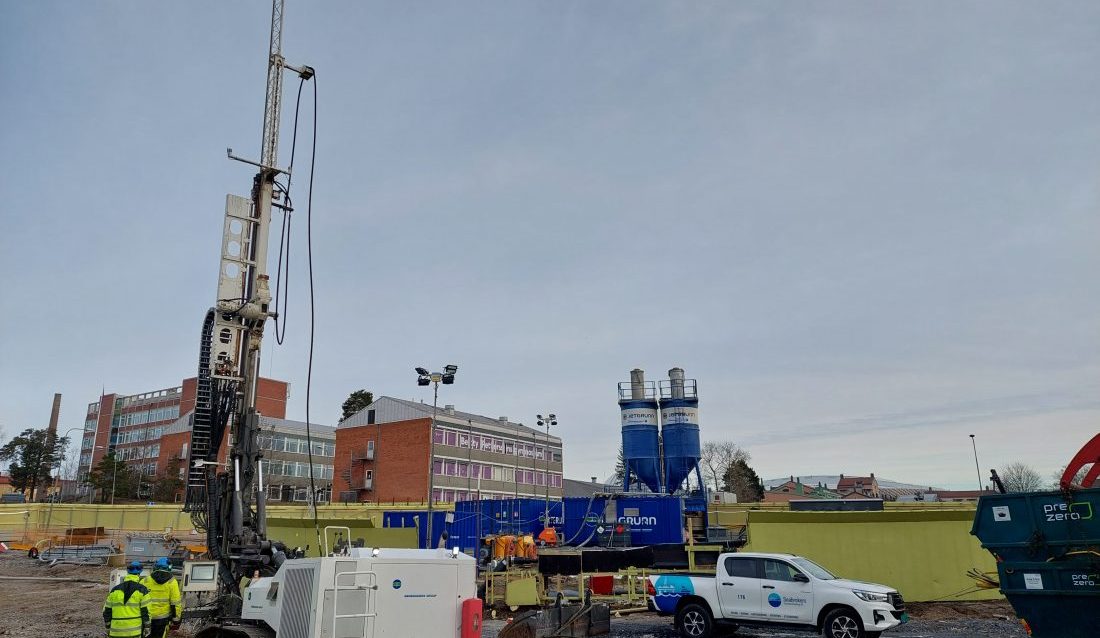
[536,414,556,527]
[970,434,983,492]
[416,364,457,549]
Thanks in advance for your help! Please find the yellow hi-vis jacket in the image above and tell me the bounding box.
[103,574,151,638]
[141,569,183,621]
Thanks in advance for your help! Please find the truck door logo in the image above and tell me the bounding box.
[768,593,782,608]
[392,579,402,589]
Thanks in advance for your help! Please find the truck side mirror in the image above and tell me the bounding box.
[793,573,809,583]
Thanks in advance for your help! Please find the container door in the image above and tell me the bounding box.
[718,557,763,620]
[759,559,814,624]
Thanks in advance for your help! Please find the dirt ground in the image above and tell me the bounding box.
[0,551,117,638]
[0,551,1023,638]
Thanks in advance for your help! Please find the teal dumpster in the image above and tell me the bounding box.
[971,488,1100,561]
[996,558,1100,638]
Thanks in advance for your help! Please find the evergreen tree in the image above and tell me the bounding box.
[723,458,765,502]
[341,389,374,422]
[0,428,68,500]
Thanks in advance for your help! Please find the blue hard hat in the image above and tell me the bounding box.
[127,561,143,574]
[155,558,170,569]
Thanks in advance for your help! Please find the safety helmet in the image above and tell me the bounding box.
[154,557,170,570]
[127,561,143,575]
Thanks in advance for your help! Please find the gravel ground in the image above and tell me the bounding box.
[482,603,1028,638]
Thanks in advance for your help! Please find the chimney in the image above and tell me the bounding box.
[445,404,455,416]
[870,472,875,479]
[839,473,844,479]
[790,475,794,483]
[591,476,597,484]
[47,393,62,436]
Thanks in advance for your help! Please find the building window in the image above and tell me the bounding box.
[294,488,308,502]
[433,429,445,445]
[365,470,373,480]
[267,485,281,501]
[366,409,375,424]
[457,433,469,448]
[367,440,375,455]
[433,460,443,476]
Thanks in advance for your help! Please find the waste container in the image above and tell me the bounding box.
[995,558,1100,638]
[971,488,1100,561]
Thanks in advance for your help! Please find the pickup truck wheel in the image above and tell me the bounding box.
[823,607,865,638]
[675,602,714,638]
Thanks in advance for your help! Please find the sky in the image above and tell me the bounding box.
[2,2,1099,491]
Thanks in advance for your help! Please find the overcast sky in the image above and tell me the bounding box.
[2,2,1098,490]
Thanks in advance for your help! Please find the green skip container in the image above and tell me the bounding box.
[996,558,1100,638]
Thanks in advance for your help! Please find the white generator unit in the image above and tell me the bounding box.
[190,547,480,638]
[709,491,738,505]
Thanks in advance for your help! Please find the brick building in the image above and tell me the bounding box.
[335,397,564,504]
[77,377,289,495]
[835,473,881,498]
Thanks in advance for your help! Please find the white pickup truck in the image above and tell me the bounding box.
[648,552,907,638]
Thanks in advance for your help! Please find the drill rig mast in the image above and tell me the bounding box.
[183,0,313,605]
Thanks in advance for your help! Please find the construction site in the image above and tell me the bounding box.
[2,1,1099,638]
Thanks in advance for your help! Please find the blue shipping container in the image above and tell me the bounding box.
[382,511,450,549]
[563,495,685,547]
[451,498,564,554]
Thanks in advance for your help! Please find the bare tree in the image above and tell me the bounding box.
[999,461,1044,493]
[700,441,748,492]
[1051,465,1088,489]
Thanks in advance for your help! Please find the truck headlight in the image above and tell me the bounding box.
[853,590,889,603]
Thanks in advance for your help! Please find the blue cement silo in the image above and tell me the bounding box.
[619,369,663,493]
[660,367,703,494]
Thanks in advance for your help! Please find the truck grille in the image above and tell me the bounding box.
[888,592,905,610]
[279,566,318,638]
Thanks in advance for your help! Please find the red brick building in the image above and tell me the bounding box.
[78,377,288,493]
[335,397,564,505]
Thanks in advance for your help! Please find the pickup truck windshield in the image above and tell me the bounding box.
[791,557,836,580]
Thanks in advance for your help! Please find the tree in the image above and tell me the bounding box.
[612,445,626,487]
[999,461,1044,493]
[341,390,374,422]
[0,428,68,500]
[85,453,136,503]
[150,459,184,503]
[723,458,765,502]
[700,441,748,493]
[1051,464,1089,490]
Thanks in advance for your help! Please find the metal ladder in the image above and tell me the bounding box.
[331,569,378,638]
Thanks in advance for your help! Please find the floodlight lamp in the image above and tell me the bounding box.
[551,420,557,426]
[537,420,544,426]
[549,414,556,419]
[415,367,430,376]
[444,364,458,374]
[441,374,455,385]
[417,377,430,387]
[537,414,543,420]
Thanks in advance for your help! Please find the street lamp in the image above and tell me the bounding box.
[969,434,983,492]
[416,364,458,549]
[91,445,121,505]
[536,414,557,527]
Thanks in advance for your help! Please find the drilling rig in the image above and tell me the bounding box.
[178,3,481,636]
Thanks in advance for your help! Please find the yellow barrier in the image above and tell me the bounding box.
[0,503,432,553]
[741,509,999,602]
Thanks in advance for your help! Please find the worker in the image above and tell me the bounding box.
[141,558,182,638]
[103,561,151,638]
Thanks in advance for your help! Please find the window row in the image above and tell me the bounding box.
[431,488,562,503]
[114,426,164,445]
[262,460,334,480]
[432,459,562,487]
[258,433,335,457]
[433,427,559,461]
[113,405,180,427]
[266,484,332,503]
[115,444,160,461]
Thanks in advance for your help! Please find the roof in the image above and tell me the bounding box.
[563,478,611,498]
[932,490,997,499]
[162,410,334,439]
[836,476,876,490]
[340,396,560,442]
[0,475,10,486]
